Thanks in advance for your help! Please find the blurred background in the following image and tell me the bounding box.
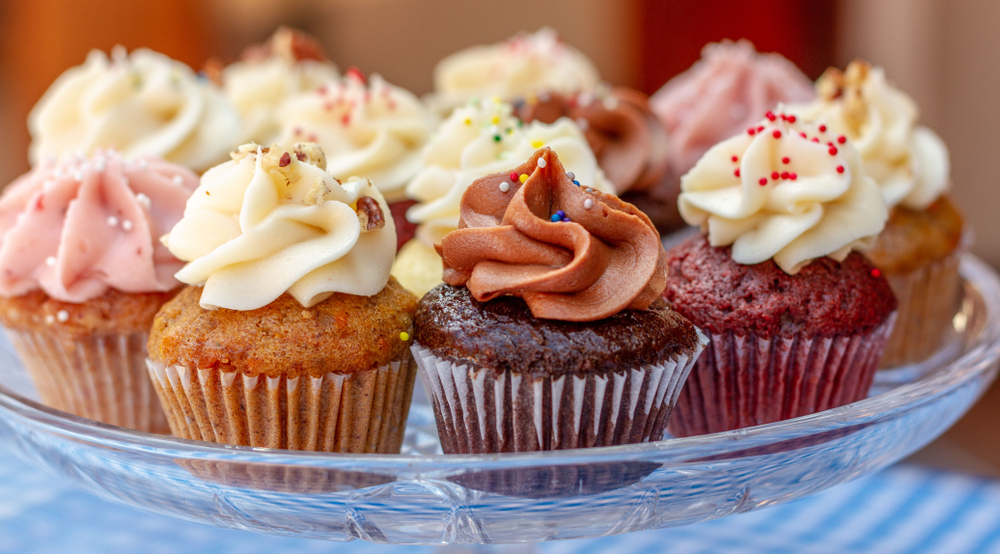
[0,0,997,474]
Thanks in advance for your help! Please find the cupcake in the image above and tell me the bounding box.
[394,97,614,296]
[789,61,962,366]
[221,27,339,145]
[0,151,198,432]
[29,47,242,173]
[650,40,815,231]
[273,69,437,248]
[148,143,418,453]
[413,148,706,453]
[514,85,675,232]
[666,109,896,437]
[426,28,600,114]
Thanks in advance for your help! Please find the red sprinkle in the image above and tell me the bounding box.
[790,173,798,180]
[836,165,845,173]
[829,146,838,155]
[800,132,808,138]
[819,124,827,132]
[786,114,797,123]
[748,128,756,136]
[509,172,518,182]
[731,155,738,163]
[341,113,351,125]
[773,130,782,139]
[346,66,366,84]
[734,168,741,177]
[837,135,847,144]
[781,171,790,179]
[812,137,820,143]
[771,171,780,180]
[758,177,768,186]
[871,268,882,278]
[782,157,790,164]
[765,111,776,121]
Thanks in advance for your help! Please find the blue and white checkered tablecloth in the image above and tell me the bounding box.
[2,440,1000,554]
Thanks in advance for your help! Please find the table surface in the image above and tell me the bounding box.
[2,440,1000,554]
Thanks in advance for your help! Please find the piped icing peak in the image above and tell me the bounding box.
[789,60,950,210]
[515,86,670,196]
[406,97,614,247]
[0,150,197,303]
[440,148,666,322]
[429,28,600,112]
[678,108,888,274]
[274,70,435,201]
[29,47,242,173]
[651,39,815,183]
[223,28,339,145]
[164,142,396,311]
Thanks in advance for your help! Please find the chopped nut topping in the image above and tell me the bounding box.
[292,142,326,169]
[356,196,385,231]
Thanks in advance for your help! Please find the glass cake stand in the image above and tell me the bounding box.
[0,255,997,545]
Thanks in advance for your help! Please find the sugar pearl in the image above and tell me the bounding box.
[107,216,119,227]
[45,256,56,267]
[499,182,510,192]
[122,220,133,231]
[56,310,69,323]
[584,198,594,209]
[537,157,547,168]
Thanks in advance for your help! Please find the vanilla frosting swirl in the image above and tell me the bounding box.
[0,151,197,302]
[165,143,396,310]
[441,148,666,321]
[406,97,614,247]
[788,62,950,210]
[29,47,242,173]
[223,30,338,145]
[428,28,600,112]
[273,72,435,202]
[678,110,888,274]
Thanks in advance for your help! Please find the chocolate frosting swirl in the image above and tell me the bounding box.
[515,88,669,196]
[440,148,667,321]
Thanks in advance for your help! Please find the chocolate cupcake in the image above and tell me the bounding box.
[666,108,897,436]
[515,86,676,232]
[789,61,963,366]
[147,143,418,452]
[412,148,706,453]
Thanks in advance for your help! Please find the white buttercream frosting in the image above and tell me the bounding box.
[405,97,614,247]
[428,28,600,112]
[273,71,436,202]
[678,109,888,274]
[788,62,950,210]
[29,47,242,173]
[165,143,396,310]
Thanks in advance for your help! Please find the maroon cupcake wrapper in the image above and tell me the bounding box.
[412,335,706,454]
[669,315,896,437]
[880,252,962,367]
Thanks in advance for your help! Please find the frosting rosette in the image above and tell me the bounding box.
[0,150,198,302]
[651,40,815,185]
[223,28,339,145]
[515,86,669,195]
[440,148,666,322]
[406,97,614,247]
[678,109,888,274]
[428,28,600,113]
[29,47,242,173]
[273,70,436,202]
[788,61,949,210]
[164,143,396,311]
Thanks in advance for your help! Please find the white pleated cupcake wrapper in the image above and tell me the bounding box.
[5,329,168,433]
[146,350,416,453]
[881,252,962,367]
[412,333,706,454]
[669,314,896,438]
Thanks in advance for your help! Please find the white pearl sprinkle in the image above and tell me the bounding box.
[122,220,133,231]
[172,175,183,186]
[537,157,547,168]
[576,118,589,131]
[566,172,576,181]
[45,256,56,267]
[73,170,83,182]
[499,182,510,192]
[107,216,119,227]
[43,180,54,190]
[139,160,148,169]
[45,315,55,325]
[586,188,594,193]
[135,193,151,210]
[584,199,594,209]
[56,310,69,323]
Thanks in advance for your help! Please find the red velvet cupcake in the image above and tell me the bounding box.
[665,108,897,436]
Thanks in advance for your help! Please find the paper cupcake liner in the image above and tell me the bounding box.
[147,350,417,453]
[412,337,705,454]
[178,459,394,494]
[449,461,661,499]
[5,329,169,433]
[880,252,962,367]
[669,315,895,437]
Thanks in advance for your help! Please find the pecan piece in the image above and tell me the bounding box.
[356,196,385,231]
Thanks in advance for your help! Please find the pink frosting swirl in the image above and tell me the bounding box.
[0,151,198,302]
[651,40,815,189]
